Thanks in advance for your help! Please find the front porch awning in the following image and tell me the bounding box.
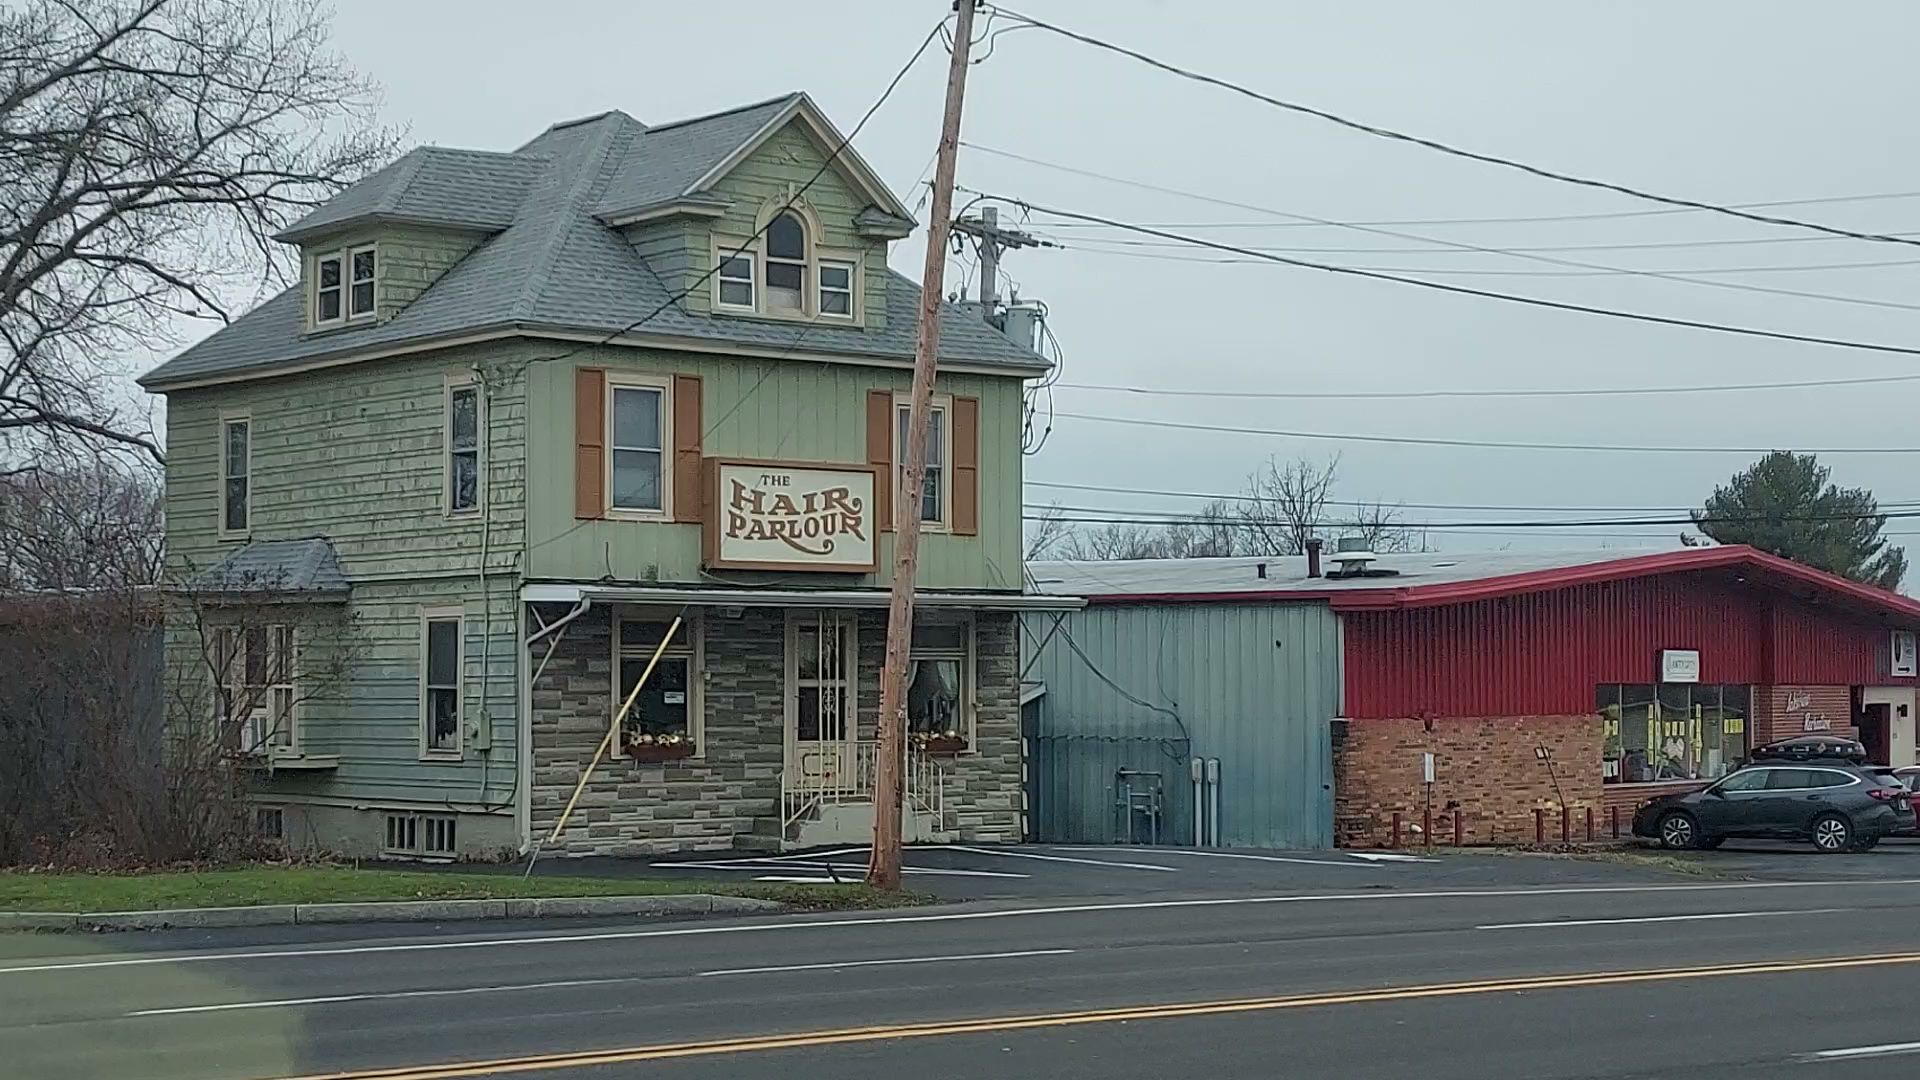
[521,582,1085,612]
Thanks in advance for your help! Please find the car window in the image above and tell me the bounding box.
[1715,769,1769,793]
[1764,769,1818,790]
[1869,768,1903,788]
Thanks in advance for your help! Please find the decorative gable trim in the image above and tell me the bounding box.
[597,196,732,229]
[685,93,914,222]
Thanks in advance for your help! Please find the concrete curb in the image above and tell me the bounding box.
[0,894,790,933]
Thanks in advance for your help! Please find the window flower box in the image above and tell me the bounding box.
[913,732,969,756]
[624,734,694,763]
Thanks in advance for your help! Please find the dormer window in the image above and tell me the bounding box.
[311,244,376,328]
[710,207,860,322]
[764,212,806,311]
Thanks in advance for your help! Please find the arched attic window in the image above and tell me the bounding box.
[765,212,807,311]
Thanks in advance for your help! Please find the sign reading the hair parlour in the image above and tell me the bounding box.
[704,460,879,573]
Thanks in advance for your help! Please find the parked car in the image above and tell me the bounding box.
[1633,737,1913,853]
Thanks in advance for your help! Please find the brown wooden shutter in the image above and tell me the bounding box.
[574,367,606,520]
[953,395,980,536]
[672,373,703,523]
[866,388,894,532]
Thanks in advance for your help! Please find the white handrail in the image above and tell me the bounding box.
[781,740,944,827]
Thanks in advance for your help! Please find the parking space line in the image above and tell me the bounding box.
[668,861,1030,880]
[1062,847,1385,869]
[947,845,1178,872]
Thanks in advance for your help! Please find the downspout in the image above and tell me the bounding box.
[473,364,495,804]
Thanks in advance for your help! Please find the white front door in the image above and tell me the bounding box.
[1867,687,1919,767]
[785,611,860,793]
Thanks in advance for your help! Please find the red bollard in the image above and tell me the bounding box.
[1454,812,1465,846]
[1585,806,1595,842]
[1560,806,1571,843]
[1390,811,1402,848]
[1535,807,1545,844]
[1610,806,1621,839]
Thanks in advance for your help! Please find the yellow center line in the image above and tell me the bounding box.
[265,950,1920,1080]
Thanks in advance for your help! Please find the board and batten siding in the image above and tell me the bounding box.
[1023,602,1341,849]
[524,347,1025,590]
[162,342,528,809]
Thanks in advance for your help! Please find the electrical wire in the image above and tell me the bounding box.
[1024,504,1920,530]
[1015,187,1920,231]
[1048,409,1920,455]
[961,145,1920,313]
[983,5,1920,249]
[1056,243,1920,278]
[1024,478,1920,515]
[963,189,1920,361]
[1051,371,1920,400]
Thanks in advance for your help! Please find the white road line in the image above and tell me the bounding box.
[1804,1041,1920,1061]
[752,875,838,883]
[8,879,1919,976]
[1346,852,1439,864]
[1074,847,1384,869]
[668,862,1030,880]
[125,977,628,1017]
[649,848,872,868]
[1477,908,1849,931]
[947,845,1178,872]
[698,948,1074,977]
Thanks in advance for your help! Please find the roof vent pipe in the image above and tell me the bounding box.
[1305,538,1323,578]
[1256,562,1267,580]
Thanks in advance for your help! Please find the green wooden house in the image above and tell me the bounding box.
[140,93,1069,859]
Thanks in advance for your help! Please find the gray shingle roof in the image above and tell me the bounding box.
[275,147,548,242]
[141,100,1046,389]
[186,539,350,597]
[592,95,796,218]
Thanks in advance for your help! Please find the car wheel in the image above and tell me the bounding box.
[1851,834,1881,853]
[1811,814,1854,853]
[1657,811,1701,850]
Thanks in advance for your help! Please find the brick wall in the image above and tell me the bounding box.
[528,606,1024,856]
[1753,684,1854,745]
[1333,715,1603,847]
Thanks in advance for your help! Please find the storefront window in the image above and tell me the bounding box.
[907,618,971,752]
[1599,683,1749,784]
[616,618,699,756]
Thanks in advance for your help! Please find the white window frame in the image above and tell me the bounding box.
[712,239,757,312]
[907,615,975,752]
[311,251,345,327]
[219,412,251,538]
[894,392,953,531]
[445,375,483,516]
[420,607,465,761]
[604,373,672,519]
[213,623,299,757]
[762,210,809,314]
[817,257,857,320]
[347,243,378,319]
[612,609,705,758]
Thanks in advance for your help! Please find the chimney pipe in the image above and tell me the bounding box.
[1256,562,1267,580]
[1305,537,1323,578]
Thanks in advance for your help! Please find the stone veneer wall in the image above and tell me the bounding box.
[529,606,1024,856]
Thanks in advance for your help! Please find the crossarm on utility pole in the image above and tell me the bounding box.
[868,0,978,891]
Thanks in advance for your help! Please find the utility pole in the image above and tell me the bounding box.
[952,205,1040,310]
[868,0,976,891]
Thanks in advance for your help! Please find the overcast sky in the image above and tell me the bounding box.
[267,2,1920,555]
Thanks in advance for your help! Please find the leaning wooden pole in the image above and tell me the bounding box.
[869,0,977,890]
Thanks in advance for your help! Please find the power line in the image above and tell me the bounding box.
[1012,187,1920,231]
[965,189,1920,361]
[1025,503,1920,530]
[1024,478,1920,514]
[1038,224,1920,255]
[1057,242,1920,278]
[984,5,1920,250]
[1052,371,1920,400]
[1050,410,1920,456]
[961,144,1920,313]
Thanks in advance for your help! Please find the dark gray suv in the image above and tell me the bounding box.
[1633,740,1912,853]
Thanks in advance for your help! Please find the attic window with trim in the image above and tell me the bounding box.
[765,212,807,311]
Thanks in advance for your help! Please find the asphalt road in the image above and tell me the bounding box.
[11,874,1920,1078]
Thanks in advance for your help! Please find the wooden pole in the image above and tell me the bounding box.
[869,0,977,890]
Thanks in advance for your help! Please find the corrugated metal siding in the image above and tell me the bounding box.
[1023,603,1340,848]
[1345,571,1916,718]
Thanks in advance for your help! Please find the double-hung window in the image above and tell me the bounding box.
[421,610,463,758]
[818,260,854,317]
[716,248,756,309]
[895,397,950,527]
[608,379,667,514]
[213,624,296,755]
[615,616,701,758]
[447,381,480,514]
[221,415,250,535]
[349,246,377,318]
[314,253,343,325]
[907,617,972,753]
[764,212,807,311]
